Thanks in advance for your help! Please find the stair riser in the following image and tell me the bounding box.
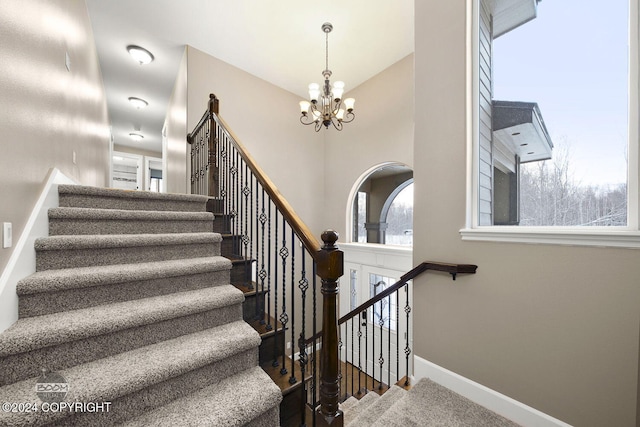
[206,198,224,214]
[19,270,230,318]
[221,235,241,256]
[242,291,266,322]
[49,219,214,236]
[212,214,233,234]
[5,348,258,427]
[59,194,206,212]
[259,329,286,366]
[36,243,220,271]
[0,303,243,386]
[230,259,253,284]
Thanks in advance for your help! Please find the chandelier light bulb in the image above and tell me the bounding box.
[332,81,345,101]
[343,98,355,112]
[308,83,320,103]
[299,100,311,114]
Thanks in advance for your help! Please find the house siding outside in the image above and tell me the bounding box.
[479,0,494,226]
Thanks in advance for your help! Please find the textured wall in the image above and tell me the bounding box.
[0,0,110,277]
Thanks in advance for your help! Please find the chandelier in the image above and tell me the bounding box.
[299,23,355,131]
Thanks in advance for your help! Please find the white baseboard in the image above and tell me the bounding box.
[0,168,77,333]
[413,355,572,427]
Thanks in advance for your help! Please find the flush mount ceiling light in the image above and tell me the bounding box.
[129,132,144,142]
[126,45,154,65]
[299,23,355,131]
[128,97,148,109]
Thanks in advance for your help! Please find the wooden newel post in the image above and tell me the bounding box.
[208,94,220,197]
[316,230,344,427]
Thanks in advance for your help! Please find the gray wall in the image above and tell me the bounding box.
[414,2,640,426]
[0,0,110,276]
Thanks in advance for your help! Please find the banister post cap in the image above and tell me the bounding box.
[321,230,339,249]
[318,230,343,280]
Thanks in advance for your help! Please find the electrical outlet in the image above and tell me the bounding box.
[286,341,291,350]
[3,222,12,248]
[72,151,77,164]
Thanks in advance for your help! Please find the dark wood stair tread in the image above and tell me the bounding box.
[261,354,311,396]
[247,314,284,338]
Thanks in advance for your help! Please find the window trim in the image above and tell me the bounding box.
[462,0,640,248]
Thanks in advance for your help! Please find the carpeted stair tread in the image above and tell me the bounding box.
[339,395,359,412]
[370,378,520,427]
[35,233,223,270]
[0,285,244,357]
[48,207,214,221]
[35,232,222,251]
[344,390,380,425]
[121,366,281,427]
[347,385,407,426]
[58,185,209,212]
[17,257,231,295]
[0,321,261,426]
[48,207,215,235]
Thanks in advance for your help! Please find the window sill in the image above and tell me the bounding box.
[459,227,640,249]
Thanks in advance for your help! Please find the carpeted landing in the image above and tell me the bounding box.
[0,185,281,426]
[340,379,521,427]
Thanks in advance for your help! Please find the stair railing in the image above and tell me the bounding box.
[187,94,345,427]
[187,95,478,427]
[304,262,477,421]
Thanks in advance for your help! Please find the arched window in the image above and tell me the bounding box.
[381,181,413,246]
[350,164,413,246]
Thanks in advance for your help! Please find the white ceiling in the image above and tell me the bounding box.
[85,0,415,153]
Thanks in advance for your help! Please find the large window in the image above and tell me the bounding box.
[465,0,640,246]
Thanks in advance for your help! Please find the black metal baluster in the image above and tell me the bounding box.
[365,309,368,393]
[279,216,288,375]
[387,294,391,389]
[289,229,296,384]
[258,188,268,326]
[272,209,279,368]
[396,290,400,384]
[255,175,262,322]
[242,163,250,287]
[266,199,273,331]
[378,300,384,391]
[371,305,375,390]
[404,284,411,386]
[298,250,309,426]
[312,262,318,425]
[338,323,343,400]
[358,312,362,395]
[351,315,354,397]
[232,150,239,250]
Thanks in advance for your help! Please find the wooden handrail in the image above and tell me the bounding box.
[207,95,322,257]
[305,261,477,344]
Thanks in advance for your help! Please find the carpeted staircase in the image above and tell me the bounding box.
[0,185,281,426]
[340,378,520,427]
